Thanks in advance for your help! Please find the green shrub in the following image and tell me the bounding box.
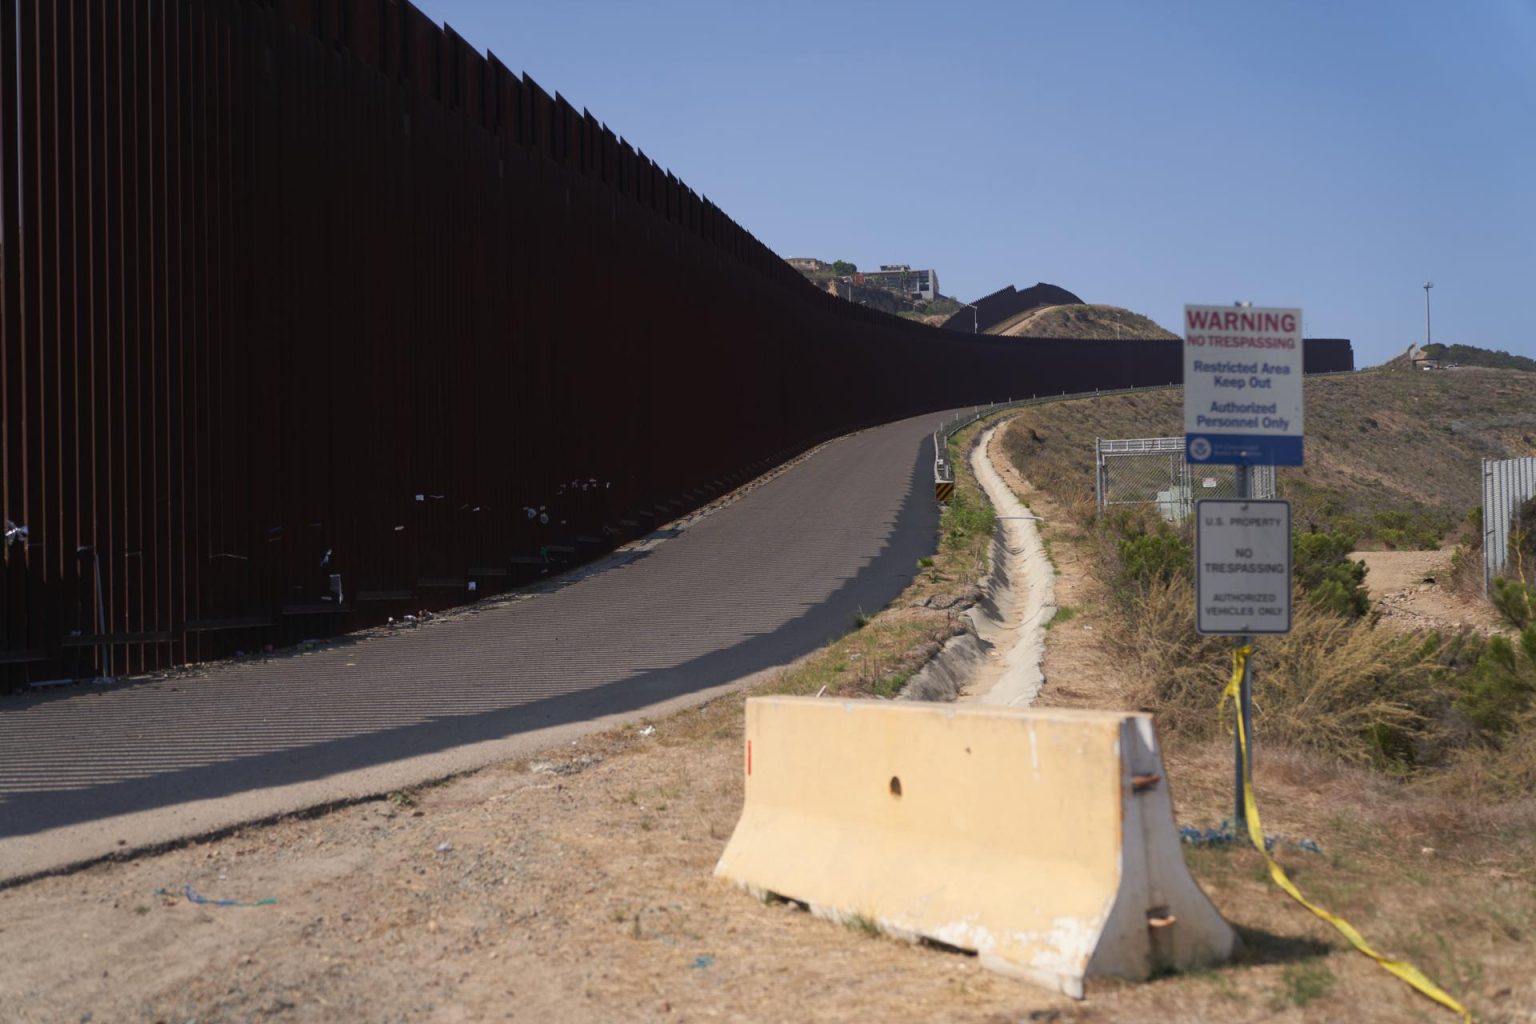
[1286,492,1447,550]
[1367,506,1450,550]
[1447,626,1536,736]
[1118,527,1192,589]
[943,486,994,541]
[1407,520,1449,550]
[1492,577,1536,629]
[1045,605,1077,630]
[1293,531,1370,618]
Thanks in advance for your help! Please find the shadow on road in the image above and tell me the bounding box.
[0,435,940,841]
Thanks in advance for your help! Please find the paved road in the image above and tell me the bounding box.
[0,411,949,882]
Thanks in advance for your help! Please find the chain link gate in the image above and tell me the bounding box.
[1095,438,1275,523]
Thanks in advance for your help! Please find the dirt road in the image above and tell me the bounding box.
[1353,548,1505,632]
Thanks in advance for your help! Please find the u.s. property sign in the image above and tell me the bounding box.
[1184,305,1304,466]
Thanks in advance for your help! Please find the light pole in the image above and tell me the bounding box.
[1422,281,1434,349]
[960,302,979,334]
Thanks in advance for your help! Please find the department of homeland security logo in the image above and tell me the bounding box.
[1189,436,1212,461]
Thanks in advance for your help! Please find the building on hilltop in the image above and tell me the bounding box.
[785,256,943,307]
[859,264,939,301]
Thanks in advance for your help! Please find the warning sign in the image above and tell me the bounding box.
[1184,305,1304,466]
[1195,499,1292,635]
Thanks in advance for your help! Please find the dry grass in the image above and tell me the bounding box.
[995,373,1536,1021]
[1436,706,1536,800]
[1105,574,1436,765]
[1162,737,1536,1017]
[1001,365,1536,548]
[1252,602,1436,760]
[769,611,963,700]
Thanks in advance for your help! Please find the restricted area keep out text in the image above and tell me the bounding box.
[1184,306,1304,467]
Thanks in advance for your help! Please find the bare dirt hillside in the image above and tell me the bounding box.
[1002,364,1536,548]
[989,303,1178,340]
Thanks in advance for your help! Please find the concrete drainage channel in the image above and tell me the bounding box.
[902,420,1056,704]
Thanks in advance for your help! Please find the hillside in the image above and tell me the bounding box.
[1000,363,1536,547]
[988,302,1178,340]
[997,365,1536,1023]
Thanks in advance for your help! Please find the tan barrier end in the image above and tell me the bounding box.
[714,698,1235,998]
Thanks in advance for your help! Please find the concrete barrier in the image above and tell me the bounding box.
[714,697,1235,997]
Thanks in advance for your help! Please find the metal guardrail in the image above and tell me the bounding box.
[931,384,1184,501]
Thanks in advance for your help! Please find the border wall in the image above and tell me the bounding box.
[0,1,1354,687]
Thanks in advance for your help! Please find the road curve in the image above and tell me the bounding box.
[0,410,950,882]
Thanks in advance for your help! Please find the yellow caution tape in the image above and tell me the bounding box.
[1224,645,1473,1023]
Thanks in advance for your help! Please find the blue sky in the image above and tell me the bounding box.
[424,1,1536,367]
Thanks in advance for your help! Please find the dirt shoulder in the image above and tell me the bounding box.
[10,652,1521,1024]
[0,703,1083,1024]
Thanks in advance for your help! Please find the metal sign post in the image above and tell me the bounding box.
[1195,493,1292,826]
[1185,303,1302,830]
[1235,467,1252,829]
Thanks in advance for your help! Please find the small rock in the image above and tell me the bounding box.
[530,754,604,776]
[436,841,453,853]
[1420,846,1435,856]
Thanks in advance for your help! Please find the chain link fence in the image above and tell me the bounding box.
[1482,456,1536,593]
[1095,437,1275,523]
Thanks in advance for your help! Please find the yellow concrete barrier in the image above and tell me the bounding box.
[714,697,1235,997]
